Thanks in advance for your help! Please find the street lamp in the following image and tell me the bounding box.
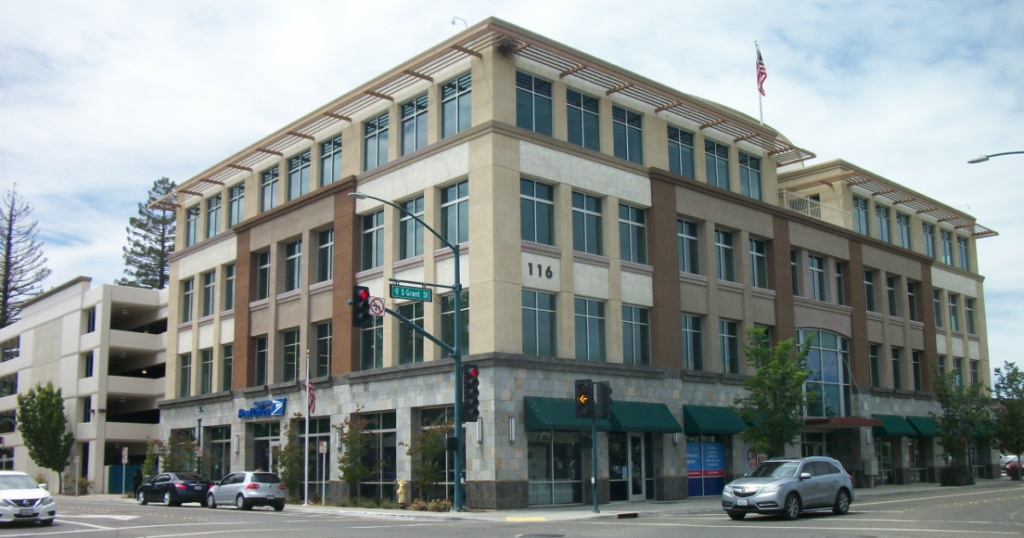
[196,406,203,475]
[347,191,465,512]
[967,151,1024,164]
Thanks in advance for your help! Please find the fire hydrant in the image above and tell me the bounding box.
[397,480,408,507]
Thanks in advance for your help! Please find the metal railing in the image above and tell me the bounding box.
[778,189,853,230]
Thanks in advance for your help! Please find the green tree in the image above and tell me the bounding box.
[733,328,816,458]
[115,177,176,290]
[407,415,453,500]
[142,438,166,478]
[161,430,197,472]
[271,415,305,501]
[0,185,51,328]
[992,363,1024,479]
[335,411,379,487]
[932,369,991,484]
[16,383,74,493]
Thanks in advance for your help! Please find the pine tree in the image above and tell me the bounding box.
[0,185,51,328]
[17,383,75,493]
[115,177,176,289]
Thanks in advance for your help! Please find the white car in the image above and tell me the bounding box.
[0,472,55,526]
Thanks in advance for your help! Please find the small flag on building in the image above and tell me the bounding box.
[756,43,767,96]
[307,379,316,415]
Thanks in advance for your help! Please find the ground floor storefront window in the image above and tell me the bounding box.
[909,438,927,483]
[801,432,836,457]
[417,407,457,500]
[300,418,331,501]
[252,422,280,472]
[528,431,582,505]
[359,411,397,500]
[686,435,725,497]
[877,438,895,485]
[208,426,231,481]
[608,432,655,501]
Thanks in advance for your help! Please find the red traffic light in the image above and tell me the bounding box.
[359,288,370,301]
[467,366,479,378]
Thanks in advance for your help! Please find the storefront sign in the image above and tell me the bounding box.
[238,398,286,419]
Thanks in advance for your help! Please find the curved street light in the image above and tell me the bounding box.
[967,151,1024,164]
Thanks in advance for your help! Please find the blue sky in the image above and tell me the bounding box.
[1,0,1022,376]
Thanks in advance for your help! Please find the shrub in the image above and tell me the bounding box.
[357,497,378,509]
[379,498,396,509]
[408,499,428,511]
[427,499,452,512]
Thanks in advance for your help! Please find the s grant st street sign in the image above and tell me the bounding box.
[238,398,286,419]
[390,285,432,302]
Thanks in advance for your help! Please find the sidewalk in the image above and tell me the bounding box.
[58,478,1023,523]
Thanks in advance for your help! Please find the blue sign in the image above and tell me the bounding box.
[238,398,286,420]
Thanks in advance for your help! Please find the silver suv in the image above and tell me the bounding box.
[207,472,286,511]
[722,456,854,520]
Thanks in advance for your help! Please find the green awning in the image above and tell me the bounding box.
[523,397,612,431]
[683,405,749,435]
[907,416,938,437]
[609,401,682,433]
[872,414,917,438]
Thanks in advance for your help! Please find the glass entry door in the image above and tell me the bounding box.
[628,434,645,501]
[609,433,646,502]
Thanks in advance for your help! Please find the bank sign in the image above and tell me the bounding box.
[238,398,286,419]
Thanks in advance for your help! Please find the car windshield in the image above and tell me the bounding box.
[0,475,38,490]
[748,461,799,478]
[175,473,203,481]
[252,473,281,484]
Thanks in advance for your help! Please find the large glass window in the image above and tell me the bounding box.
[179,353,191,397]
[791,250,799,294]
[875,206,891,243]
[896,213,911,249]
[678,220,699,275]
[224,264,236,310]
[202,271,216,317]
[809,255,826,301]
[907,282,919,321]
[260,166,279,213]
[255,252,270,301]
[682,314,703,371]
[954,357,963,386]
[750,239,768,289]
[739,152,762,201]
[948,294,960,331]
[357,411,397,500]
[0,374,17,399]
[864,271,877,312]
[254,336,268,386]
[612,106,642,164]
[398,302,424,364]
[284,240,302,292]
[228,183,245,227]
[200,348,213,395]
[320,136,342,187]
[940,230,953,265]
[181,278,194,323]
[522,290,556,357]
[922,223,936,258]
[399,196,425,260]
[912,351,923,391]
[83,350,93,377]
[869,344,880,388]
[363,112,389,172]
[704,140,730,190]
[401,94,428,155]
[283,329,300,382]
[316,322,332,378]
[360,316,383,371]
[206,195,221,239]
[516,72,552,136]
[441,181,469,245]
[208,426,232,482]
[799,329,852,417]
[933,289,943,328]
[317,229,333,283]
[361,211,384,270]
[891,347,902,390]
[720,320,739,374]
[970,360,980,385]
[185,205,200,247]
[618,204,647,264]
[574,298,605,362]
[222,344,233,392]
[835,262,846,306]
[441,291,470,352]
[715,229,735,282]
[965,298,976,334]
[622,306,650,366]
[572,192,603,255]
[521,179,554,246]
[853,197,869,236]
[958,236,970,270]
[287,150,311,201]
[667,126,694,179]
[527,430,582,506]
[567,89,599,151]
[442,73,472,139]
[887,276,899,317]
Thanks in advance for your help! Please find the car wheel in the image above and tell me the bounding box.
[727,511,746,520]
[273,501,285,512]
[138,491,148,505]
[832,489,851,515]
[163,491,179,507]
[236,495,251,511]
[782,493,801,520]
[207,494,217,509]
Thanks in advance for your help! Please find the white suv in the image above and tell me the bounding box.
[722,457,854,520]
[207,472,286,511]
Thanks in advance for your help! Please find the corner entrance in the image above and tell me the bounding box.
[608,432,646,501]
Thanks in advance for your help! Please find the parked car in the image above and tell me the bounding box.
[1000,454,1019,470]
[207,472,286,511]
[1006,460,1021,476]
[0,472,55,526]
[136,472,213,506]
[722,456,854,520]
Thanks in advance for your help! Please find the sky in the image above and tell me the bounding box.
[1,1,1022,376]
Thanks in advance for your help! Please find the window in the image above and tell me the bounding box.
[891,348,902,390]
[442,73,472,139]
[283,329,300,382]
[82,395,91,423]
[401,94,428,155]
[228,183,245,227]
[940,230,953,265]
[287,151,311,201]
[937,354,946,379]
[875,206,891,243]
[441,181,469,245]
[85,307,96,333]
[260,166,279,213]
[202,271,216,317]
[922,223,936,258]
[720,320,739,374]
[181,278,194,323]
[863,271,876,312]
[869,344,880,388]
[360,316,383,371]
[316,322,332,378]
[254,252,271,301]
[907,282,919,321]
[521,179,555,246]
[363,112,389,172]
[567,89,599,151]
[965,298,976,334]
[958,236,970,270]
[970,360,980,385]
[179,353,191,397]
[522,290,556,357]
[0,411,15,434]
[185,205,200,247]
[896,213,911,249]
[677,220,699,274]
[622,306,650,366]
[354,411,397,500]
[799,330,852,417]
[933,289,943,328]
[612,106,643,164]
[399,196,424,260]
[954,357,963,386]
[809,255,827,301]
[572,192,603,255]
[441,291,470,352]
[320,136,342,187]
[398,302,424,364]
[224,264,236,311]
[516,72,552,136]
[0,374,16,398]
[835,262,846,306]
[886,276,899,317]
[912,351,922,391]
[361,211,384,270]
[574,298,605,362]
[83,350,94,378]
[791,250,799,294]
[317,229,333,283]
[715,229,735,281]
[618,204,647,264]
[254,336,268,386]
[682,314,703,370]
[206,195,221,238]
[667,126,694,179]
[222,344,233,392]
[853,197,869,236]
[283,241,301,292]
[750,240,768,289]
[200,348,213,395]
[948,294,960,331]
[0,337,19,363]
[704,140,730,190]
[739,152,762,200]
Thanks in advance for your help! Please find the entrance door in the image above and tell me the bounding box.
[628,434,645,501]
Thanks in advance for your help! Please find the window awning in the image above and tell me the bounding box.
[907,416,938,437]
[683,405,749,435]
[609,401,682,433]
[523,397,612,431]
[872,414,917,438]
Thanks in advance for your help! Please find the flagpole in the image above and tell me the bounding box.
[303,348,310,506]
[755,40,763,125]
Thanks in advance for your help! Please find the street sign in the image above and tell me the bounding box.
[319,441,327,454]
[390,285,432,302]
[121,447,128,465]
[369,296,385,316]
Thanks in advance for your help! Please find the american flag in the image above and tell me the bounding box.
[756,44,767,96]
[307,379,316,415]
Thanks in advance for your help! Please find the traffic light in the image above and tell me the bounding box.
[351,286,372,328]
[462,364,480,422]
[595,381,613,420]
[575,379,594,419]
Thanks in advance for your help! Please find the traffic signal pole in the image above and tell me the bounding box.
[591,416,599,513]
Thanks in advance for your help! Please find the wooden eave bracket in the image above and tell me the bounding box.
[451,45,482,58]
[936,216,959,223]
[227,164,252,172]
[288,131,316,141]
[606,82,633,95]
[916,206,940,214]
[403,69,433,82]
[655,101,683,113]
[892,197,916,206]
[767,144,793,155]
[256,148,284,157]
[323,112,351,122]
[733,133,758,143]
[197,178,224,186]
[365,90,394,102]
[954,223,976,230]
[177,189,204,197]
[871,189,898,197]
[700,118,727,130]
[560,64,586,78]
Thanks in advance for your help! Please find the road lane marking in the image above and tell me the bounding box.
[857,488,1024,507]
[60,514,140,520]
[507,517,547,522]
[596,522,1019,535]
[53,519,112,529]
[0,521,252,537]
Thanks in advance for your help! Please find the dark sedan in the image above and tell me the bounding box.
[136,472,213,507]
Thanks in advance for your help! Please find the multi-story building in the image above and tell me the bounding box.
[155,18,996,508]
[0,277,167,493]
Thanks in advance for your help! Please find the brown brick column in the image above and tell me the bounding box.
[769,215,795,344]
[649,176,682,369]
[918,261,938,391]
[233,228,252,390]
[332,178,360,376]
[847,241,869,388]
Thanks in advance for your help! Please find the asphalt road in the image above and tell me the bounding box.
[7,486,1023,538]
